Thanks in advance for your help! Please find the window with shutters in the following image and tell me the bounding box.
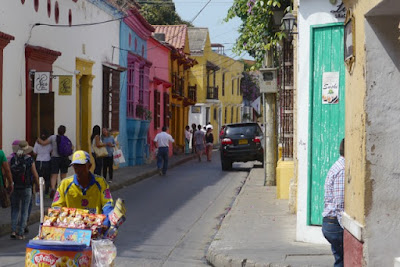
[154,90,161,129]
[222,73,225,96]
[136,66,150,120]
[232,77,234,95]
[127,63,135,118]
[163,92,170,128]
[231,107,234,123]
[224,107,227,124]
[237,78,240,95]
[213,107,217,120]
[102,66,120,131]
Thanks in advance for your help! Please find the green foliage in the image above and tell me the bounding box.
[139,0,193,26]
[225,0,291,68]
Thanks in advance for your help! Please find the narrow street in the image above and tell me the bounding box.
[0,154,253,267]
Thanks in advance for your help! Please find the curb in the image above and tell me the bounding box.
[0,154,196,237]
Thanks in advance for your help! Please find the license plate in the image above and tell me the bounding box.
[238,139,248,145]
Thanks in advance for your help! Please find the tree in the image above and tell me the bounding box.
[225,0,291,68]
[241,72,260,103]
[138,0,193,26]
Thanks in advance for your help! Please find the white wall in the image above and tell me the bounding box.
[1,0,120,155]
[296,0,343,244]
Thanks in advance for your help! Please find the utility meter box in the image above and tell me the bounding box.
[258,68,278,93]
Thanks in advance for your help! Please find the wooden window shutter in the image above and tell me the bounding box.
[102,67,111,129]
[154,90,161,129]
[111,69,120,131]
[163,92,170,128]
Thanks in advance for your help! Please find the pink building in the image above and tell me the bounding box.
[147,36,172,157]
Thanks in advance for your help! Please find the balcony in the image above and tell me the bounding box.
[206,86,219,100]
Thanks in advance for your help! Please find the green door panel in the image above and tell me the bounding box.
[308,24,345,225]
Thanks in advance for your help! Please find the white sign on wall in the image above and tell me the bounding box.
[322,72,339,104]
[34,72,50,94]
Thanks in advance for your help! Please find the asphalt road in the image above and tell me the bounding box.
[0,154,252,267]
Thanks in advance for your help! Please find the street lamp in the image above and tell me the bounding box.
[282,12,297,35]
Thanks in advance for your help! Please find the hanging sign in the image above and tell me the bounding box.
[58,75,73,95]
[322,72,339,104]
[34,72,50,94]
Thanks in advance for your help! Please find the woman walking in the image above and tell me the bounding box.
[102,128,116,183]
[91,125,106,175]
[205,127,214,162]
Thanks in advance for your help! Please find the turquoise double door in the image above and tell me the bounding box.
[308,23,345,225]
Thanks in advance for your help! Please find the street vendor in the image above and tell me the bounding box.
[51,150,114,226]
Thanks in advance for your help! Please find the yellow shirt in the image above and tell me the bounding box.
[52,173,114,216]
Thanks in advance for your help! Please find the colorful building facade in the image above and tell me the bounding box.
[153,25,197,153]
[0,0,121,157]
[188,27,243,143]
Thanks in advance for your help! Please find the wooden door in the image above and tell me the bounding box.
[308,23,345,225]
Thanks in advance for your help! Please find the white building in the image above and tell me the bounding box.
[0,0,121,154]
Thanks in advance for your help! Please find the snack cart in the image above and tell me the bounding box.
[25,178,124,267]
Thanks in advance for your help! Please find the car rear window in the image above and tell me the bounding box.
[226,125,261,136]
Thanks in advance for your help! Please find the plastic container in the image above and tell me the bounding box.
[25,242,92,267]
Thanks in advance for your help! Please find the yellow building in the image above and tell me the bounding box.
[187,27,244,142]
[340,0,400,265]
[153,25,197,153]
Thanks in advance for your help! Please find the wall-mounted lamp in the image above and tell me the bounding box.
[29,69,36,81]
[282,12,298,36]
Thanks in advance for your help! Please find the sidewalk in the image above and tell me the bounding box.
[206,168,333,267]
[0,153,197,237]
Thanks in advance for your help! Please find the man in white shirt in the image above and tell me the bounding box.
[154,126,174,176]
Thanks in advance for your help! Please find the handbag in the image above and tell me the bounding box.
[113,148,125,165]
[93,144,108,158]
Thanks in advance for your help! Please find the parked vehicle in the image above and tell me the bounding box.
[220,122,264,170]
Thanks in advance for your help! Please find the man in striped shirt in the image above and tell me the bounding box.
[322,138,345,267]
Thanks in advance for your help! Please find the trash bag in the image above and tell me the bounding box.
[91,239,117,267]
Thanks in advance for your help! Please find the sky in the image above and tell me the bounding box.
[173,0,253,60]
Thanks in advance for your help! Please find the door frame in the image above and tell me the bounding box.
[307,22,344,225]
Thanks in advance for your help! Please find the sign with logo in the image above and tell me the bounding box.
[59,75,73,95]
[322,72,339,104]
[34,72,50,94]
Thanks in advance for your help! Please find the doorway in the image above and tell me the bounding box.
[308,23,346,225]
[30,93,55,142]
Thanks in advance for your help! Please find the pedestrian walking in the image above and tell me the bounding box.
[205,127,214,162]
[154,126,174,176]
[191,123,197,154]
[322,138,345,267]
[184,125,191,154]
[33,130,52,197]
[91,125,106,176]
[194,124,205,162]
[0,147,13,207]
[38,125,73,199]
[9,141,39,240]
[101,128,116,183]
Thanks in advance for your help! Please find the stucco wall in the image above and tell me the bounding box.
[364,13,400,267]
[296,0,343,244]
[1,0,120,153]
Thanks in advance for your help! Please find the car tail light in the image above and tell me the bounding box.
[222,138,233,145]
[253,136,262,143]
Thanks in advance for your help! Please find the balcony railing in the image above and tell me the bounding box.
[206,86,218,100]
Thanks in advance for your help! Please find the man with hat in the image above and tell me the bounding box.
[52,150,114,226]
[9,140,39,240]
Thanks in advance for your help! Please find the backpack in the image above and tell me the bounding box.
[10,155,32,188]
[57,135,73,157]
